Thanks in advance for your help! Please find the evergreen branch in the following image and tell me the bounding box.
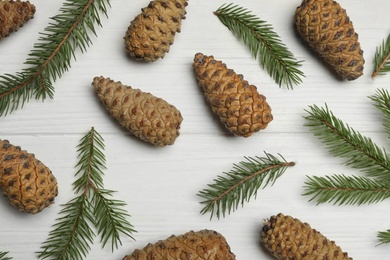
[372,33,390,78]
[38,196,96,260]
[304,104,390,183]
[214,3,304,89]
[0,0,110,116]
[369,88,390,139]
[92,189,136,251]
[38,127,136,260]
[303,174,390,205]
[198,152,295,219]
[378,230,390,245]
[0,252,12,260]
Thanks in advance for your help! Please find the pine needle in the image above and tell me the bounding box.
[0,252,12,260]
[37,127,136,260]
[198,152,295,219]
[372,33,390,78]
[214,3,304,89]
[304,104,390,183]
[0,0,110,116]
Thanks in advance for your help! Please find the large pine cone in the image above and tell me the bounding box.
[124,0,188,61]
[295,0,364,80]
[0,139,58,214]
[261,213,352,259]
[123,230,236,259]
[93,76,183,147]
[193,53,273,137]
[0,0,35,40]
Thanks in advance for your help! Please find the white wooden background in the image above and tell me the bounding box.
[1,0,390,259]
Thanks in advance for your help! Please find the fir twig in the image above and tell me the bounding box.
[198,152,295,219]
[0,0,110,116]
[37,127,136,260]
[214,3,304,89]
[378,230,390,245]
[372,34,390,78]
[0,252,12,260]
[369,88,390,139]
[304,174,390,205]
[303,100,390,244]
[304,104,390,183]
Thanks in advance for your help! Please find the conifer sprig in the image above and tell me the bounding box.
[0,252,12,260]
[304,175,390,205]
[303,95,390,243]
[372,34,390,78]
[0,0,110,116]
[303,104,390,183]
[37,127,136,260]
[214,3,304,89]
[369,88,390,139]
[198,152,295,219]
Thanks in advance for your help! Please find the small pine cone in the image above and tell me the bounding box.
[295,0,364,80]
[123,230,236,260]
[93,76,183,147]
[0,0,36,40]
[124,0,188,61]
[0,139,58,214]
[193,53,273,137]
[261,213,352,260]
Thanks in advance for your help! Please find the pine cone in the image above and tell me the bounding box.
[123,229,236,259]
[261,213,352,260]
[193,53,273,137]
[93,76,183,147]
[124,0,188,61]
[0,0,35,40]
[0,139,58,214]
[295,0,364,80]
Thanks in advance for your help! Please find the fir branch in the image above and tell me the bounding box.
[303,174,390,205]
[0,252,12,260]
[378,230,390,245]
[304,104,390,183]
[214,3,304,89]
[0,0,110,116]
[369,88,390,139]
[372,33,390,78]
[198,152,295,219]
[37,127,136,260]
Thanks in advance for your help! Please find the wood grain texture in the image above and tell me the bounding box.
[0,0,390,259]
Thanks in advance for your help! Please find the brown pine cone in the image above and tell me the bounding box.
[295,0,364,80]
[124,0,188,61]
[261,213,352,260]
[193,53,273,137]
[123,230,236,260]
[0,0,35,40]
[93,76,183,147]
[0,139,58,214]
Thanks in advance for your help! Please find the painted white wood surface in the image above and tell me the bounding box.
[1,0,390,259]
